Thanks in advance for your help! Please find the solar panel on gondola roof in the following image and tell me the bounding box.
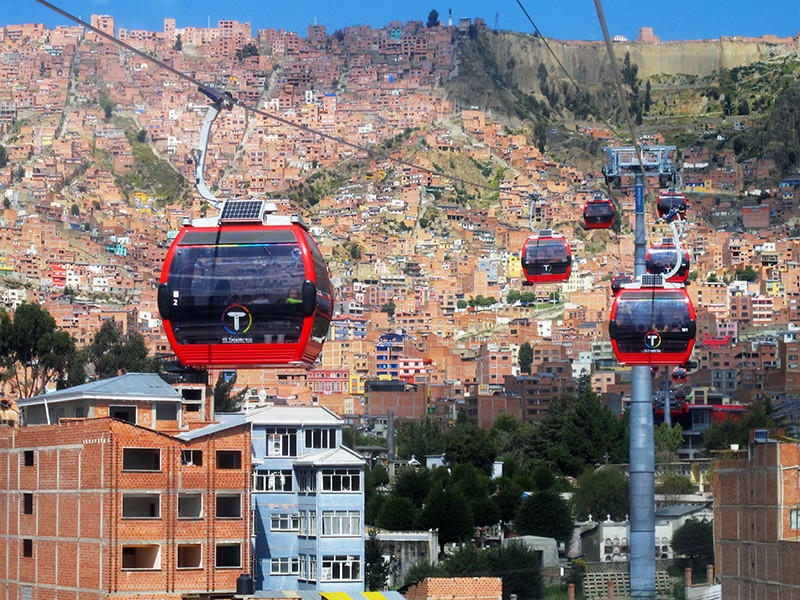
[220,200,264,222]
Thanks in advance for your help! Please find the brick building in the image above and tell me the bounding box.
[404,577,502,600]
[0,416,251,600]
[714,430,800,598]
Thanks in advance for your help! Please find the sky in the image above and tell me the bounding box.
[2,0,799,42]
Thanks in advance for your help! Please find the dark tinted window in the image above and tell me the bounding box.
[304,232,332,298]
[611,291,695,354]
[522,239,571,275]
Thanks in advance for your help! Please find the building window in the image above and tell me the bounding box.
[299,554,317,581]
[155,402,179,421]
[110,405,136,424]
[178,494,203,519]
[177,544,202,569]
[216,450,242,470]
[267,427,297,457]
[271,513,300,531]
[253,470,293,492]
[216,543,241,568]
[270,557,300,575]
[791,508,800,530]
[122,448,161,471]
[23,451,34,467]
[321,468,360,492]
[22,493,33,515]
[297,468,316,492]
[122,494,160,518]
[216,494,242,519]
[181,449,203,467]
[321,555,361,581]
[22,539,33,557]
[299,510,318,536]
[121,545,161,570]
[322,510,361,536]
[306,428,336,449]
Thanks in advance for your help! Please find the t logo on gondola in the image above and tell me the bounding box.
[222,304,252,334]
[644,331,662,349]
[543,264,551,272]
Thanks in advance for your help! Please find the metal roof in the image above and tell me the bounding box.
[19,373,182,407]
[246,404,343,426]
[294,445,366,467]
[176,413,248,441]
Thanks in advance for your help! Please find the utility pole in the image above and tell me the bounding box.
[629,169,656,599]
[603,145,677,600]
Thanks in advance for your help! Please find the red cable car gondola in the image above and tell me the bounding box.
[647,240,690,283]
[608,281,696,366]
[671,367,687,383]
[521,231,572,284]
[657,191,689,220]
[583,195,615,229]
[611,274,633,296]
[157,200,333,369]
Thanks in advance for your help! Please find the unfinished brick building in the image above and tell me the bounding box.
[0,416,251,600]
[714,430,800,598]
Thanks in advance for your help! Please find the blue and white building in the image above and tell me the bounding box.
[248,405,365,593]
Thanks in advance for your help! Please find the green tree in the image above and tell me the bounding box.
[486,541,543,600]
[70,203,80,216]
[654,422,684,462]
[506,289,521,304]
[513,489,573,543]
[365,529,391,590]
[644,80,652,112]
[734,265,759,281]
[173,34,182,51]
[136,129,147,143]
[470,495,501,528]
[85,320,159,379]
[371,463,390,486]
[403,560,441,587]
[456,299,468,309]
[0,145,7,168]
[534,120,547,153]
[518,342,533,374]
[571,466,629,521]
[656,470,695,504]
[0,303,78,398]
[671,519,714,569]
[723,94,733,116]
[380,301,396,317]
[213,372,245,413]
[377,496,418,530]
[444,417,496,473]
[426,9,440,27]
[738,98,750,115]
[494,478,524,523]
[396,417,445,461]
[391,466,432,508]
[534,386,628,477]
[440,543,490,575]
[702,401,777,453]
[419,487,474,547]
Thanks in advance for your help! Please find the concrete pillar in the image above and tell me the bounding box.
[685,567,692,587]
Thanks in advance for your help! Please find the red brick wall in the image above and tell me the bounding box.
[405,577,503,600]
[714,440,800,599]
[0,417,251,599]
